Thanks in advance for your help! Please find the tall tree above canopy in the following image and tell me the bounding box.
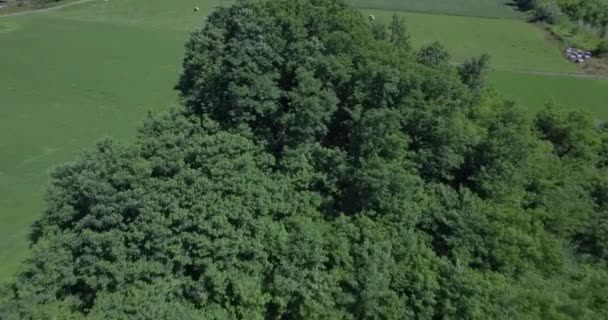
[3,0,608,319]
[389,12,411,50]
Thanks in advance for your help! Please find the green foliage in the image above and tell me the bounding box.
[534,1,563,24]
[2,0,608,318]
[515,0,536,11]
[388,12,411,50]
[557,0,608,28]
[3,0,608,287]
[597,39,608,55]
[458,54,491,91]
[416,41,450,66]
[371,20,388,40]
[524,0,608,52]
[525,0,608,27]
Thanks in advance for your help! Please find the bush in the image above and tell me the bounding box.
[596,39,608,56]
[515,0,537,11]
[535,1,563,24]
[416,41,450,66]
[600,25,608,39]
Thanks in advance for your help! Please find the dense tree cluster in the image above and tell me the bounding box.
[2,0,608,318]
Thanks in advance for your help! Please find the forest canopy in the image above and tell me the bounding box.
[2,0,608,318]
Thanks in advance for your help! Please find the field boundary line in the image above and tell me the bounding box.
[503,68,608,80]
[354,5,522,21]
[0,0,96,18]
[447,62,608,80]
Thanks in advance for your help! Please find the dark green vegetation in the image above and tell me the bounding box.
[2,0,608,318]
[517,0,608,55]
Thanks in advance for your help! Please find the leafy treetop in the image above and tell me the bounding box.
[2,0,608,319]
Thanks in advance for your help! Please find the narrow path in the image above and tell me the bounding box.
[448,62,608,80]
[505,68,608,80]
[0,0,96,18]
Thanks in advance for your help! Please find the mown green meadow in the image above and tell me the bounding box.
[364,9,579,73]
[490,70,608,119]
[0,0,607,281]
[0,0,205,280]
[350,0,523,19]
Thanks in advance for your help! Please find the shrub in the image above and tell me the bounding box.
[416,42,450,66]
[535,1,563,24]
[596,39,608,56]
[515,0,537,11]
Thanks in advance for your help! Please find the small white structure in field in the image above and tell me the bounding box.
[194,6,200,12]
[368,14,375,21]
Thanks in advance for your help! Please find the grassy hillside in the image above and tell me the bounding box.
[350,0,523,19]
[490,70,608,119]
[0,9,191,280]
[53,0,218,30]
[363,9,579,73]
[0,0,607,282]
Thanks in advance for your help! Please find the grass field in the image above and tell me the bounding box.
[0,0,207,280]
[350,0,523,19]
[363,9,579,73]
[489,70,608,119]
[0,0,607,282]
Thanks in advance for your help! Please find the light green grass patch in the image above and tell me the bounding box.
[364,9,579,73]
[52,0,226,31]
[0,20,17,33]
[490,70,608,119]
[350,0,522,19]
[0,12,192,280]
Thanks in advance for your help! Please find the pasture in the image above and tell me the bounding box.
[0,0,607,281]
[364,9,580,73]
[490,70,608,119]
[350,0,523,19]
[0,0,206,280]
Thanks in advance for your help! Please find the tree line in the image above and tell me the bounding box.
[2,0,608,318]
[516,0,608,55]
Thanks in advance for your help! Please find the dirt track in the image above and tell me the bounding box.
[0,0,96,17]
